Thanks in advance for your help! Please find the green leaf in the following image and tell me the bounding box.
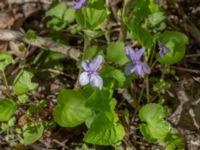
[124,18,154,49]
[83,30,104,38]
[157,31,188,65]
[63,8,75,23]
[48,9,75,31]
[139,103,166,123]
[89,0,105,9]
[165,134,185,150]
[46,3,75,30]
[27,105,37,114]
[160,31,188,45]
[85,113,96,128]
[46,3,66,19]
[139,121,171,143]
[84,46,99,59]
[75,143,95,150]
[147,120,171,140]
[43,120,56,129]
[0,99,17,121]
[109,98,117,111]
[1,123,9,130]
[18,43,26,52]
[53,89,92,127]
[13,70,38,95]
[34,51,65,68]
[83,111,125,145]
[0,52,13,72]
[18,94,29,104]
[23,122,44,145]
[8,117,16,127]
[147,12,166,28]
[139,124,157,142]
[47,18,67,31]
[43,51,66,64]
[153,80,171,92]
[101,66,126,87]
[75,7,107,29]
[132,0,150,23]
[106,42,128,65]
[138,103,181,148]
[15,128,22,134]
[123,109,130,124]
[149,0,161,13]
[25,30,37,41]
[84,88,112,112]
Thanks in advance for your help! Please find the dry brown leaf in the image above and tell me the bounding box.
[0,12,14,29]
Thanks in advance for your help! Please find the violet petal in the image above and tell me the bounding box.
[79,72,90,86]
[73,0,87,9]
[90,74,103,89]
[158,41,170,58]
[134,63,143,77]
[89,55,104,72]
[132,48,145,61]
[81,60,90,71]
[125,46,145,61]
[125,46,135,61]
[125,63,135,75]
[159,50,164,58]
[141,62,151,74]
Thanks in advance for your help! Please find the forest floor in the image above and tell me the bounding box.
[0,0,200,150]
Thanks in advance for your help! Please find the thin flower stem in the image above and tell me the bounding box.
[150,59,157,69]
[1,71,11,98]
[83,33,91,58]
[150,93,160,102]
[130,81,137,107]
[74,33,91,88]
[146,75,150,102]
[149,65,169,102]
[149,45,156,66]
[131,79,146,121]
[161,65,168,79]
[137,80,146,107]
[119,0,134,41]
[153,65,168,101]
[104,24,111,44]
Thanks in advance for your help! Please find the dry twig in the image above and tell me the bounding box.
[171,66,200,74]
[0,29,81,60]
[7,0,52,4]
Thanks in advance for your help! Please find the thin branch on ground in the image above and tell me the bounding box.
[171,66,200,74]
[0,29,81,61]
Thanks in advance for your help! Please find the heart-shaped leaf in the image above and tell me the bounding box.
[84,111,125,145]
[0,52,13,72]
[23,122,44,145]
[0,99,17,122]
[53,89,92,127]
[157,31,188,64]
[13,70,38,95]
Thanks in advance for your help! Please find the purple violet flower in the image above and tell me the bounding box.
[73,0,88,9]
[125,46,151,77]
[79,55,104,89]
[158,41,170,58]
